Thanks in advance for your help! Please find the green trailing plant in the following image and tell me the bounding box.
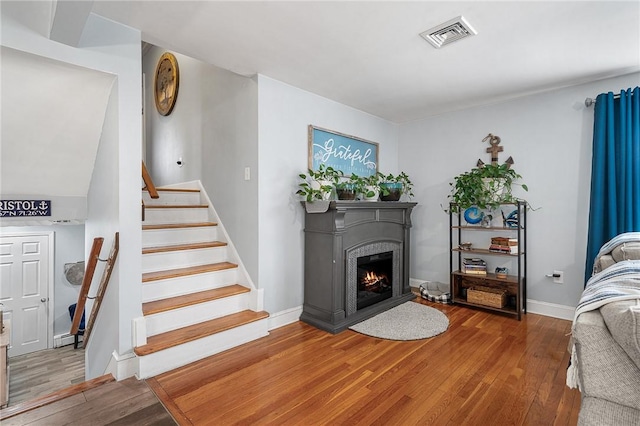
[448,163,528,211]
[335,174,363,200]
[301,164,344,185]
[378,172,414,199]
[296,181,333,202]
[296,164,344,202]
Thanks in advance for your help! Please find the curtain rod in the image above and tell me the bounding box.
[585,93,623,107]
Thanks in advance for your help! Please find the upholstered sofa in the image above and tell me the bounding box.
[569,234,640,425]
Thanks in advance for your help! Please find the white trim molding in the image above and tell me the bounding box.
[526,299,575,321]
[268,306,302,331]
[106,350,137,381]
[54,333,76,348]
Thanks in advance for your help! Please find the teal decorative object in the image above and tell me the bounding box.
[463,207,483,224]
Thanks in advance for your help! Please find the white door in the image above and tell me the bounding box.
[0,233,52,356]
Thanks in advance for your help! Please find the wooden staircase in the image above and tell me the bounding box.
[135,185,268,379]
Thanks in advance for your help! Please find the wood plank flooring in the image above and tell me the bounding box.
[2,377,176,425]
[7,344,85,406]
[148,298,581,425]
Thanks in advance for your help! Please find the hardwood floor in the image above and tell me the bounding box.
[7,344,85,406]
[148,299,582,425]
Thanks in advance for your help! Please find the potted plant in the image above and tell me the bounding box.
[297,164,343,212]
[379,172,414,201]
[335,174,360,200]
[360,173,381,201]
[448,163,528,211]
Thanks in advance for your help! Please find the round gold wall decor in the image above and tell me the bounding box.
[154,52,180,116]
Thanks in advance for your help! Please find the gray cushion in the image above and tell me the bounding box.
[574,310,640,410]
[593,241,640,274]
[594,254,616,274]
[579,397,640,426]
[600,299,640,370]
[612,242,640,262]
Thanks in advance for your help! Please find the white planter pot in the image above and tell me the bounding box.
[305,200,330,213]
[482,178,506,202]
[362,185,380,202]
[310,180,333,200]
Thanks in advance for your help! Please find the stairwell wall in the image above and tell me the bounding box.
[143,48,260,285]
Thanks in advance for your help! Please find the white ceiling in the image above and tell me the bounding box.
[92,1,640,123]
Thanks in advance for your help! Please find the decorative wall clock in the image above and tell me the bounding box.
[154,52,179,116]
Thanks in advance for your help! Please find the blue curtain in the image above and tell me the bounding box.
[585,86,640,283]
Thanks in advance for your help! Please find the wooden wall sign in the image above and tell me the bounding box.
[308,125,379,177]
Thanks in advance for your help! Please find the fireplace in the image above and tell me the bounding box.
[358,251,393,310]
[301,201,417,333]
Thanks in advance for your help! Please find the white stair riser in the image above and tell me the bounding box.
[143,207,209,224]
[142,227,219,248]
[142,268,239,302]
[142,246,228,273]
[136,319,269,379]
[142,191,201,205]
[145,293,251,337]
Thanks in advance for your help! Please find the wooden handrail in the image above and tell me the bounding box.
[142,161,159,199]
[70,237,103,335]
[83,232,119,348]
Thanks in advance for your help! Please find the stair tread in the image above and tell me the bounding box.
[144,188,201,193]
[142,241,227,254]
[145,204,208,209]
[142,222,217,230]
[142,262,238,282]
[134,310,269,356]
[142,285,250,316]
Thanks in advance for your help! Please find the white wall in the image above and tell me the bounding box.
[400,72,640,311]
[143,48,260,281]
[79,14,142,379]
[85,84,121,379]
[257,75,399,314]
[1,11,142,378]
[144,48,203,186]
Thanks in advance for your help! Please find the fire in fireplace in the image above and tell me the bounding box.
[357,251,393,310]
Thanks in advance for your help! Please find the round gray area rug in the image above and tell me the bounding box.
[349,302,449,340]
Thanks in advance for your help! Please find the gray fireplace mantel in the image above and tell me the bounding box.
[300,201,417,333]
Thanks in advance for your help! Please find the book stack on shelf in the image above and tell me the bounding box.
[462,258,487,275]
[489,237,518,254]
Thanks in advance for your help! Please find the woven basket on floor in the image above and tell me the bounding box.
[467,286,506,308]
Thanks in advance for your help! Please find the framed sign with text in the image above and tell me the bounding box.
[0,200,51,217]
[308,125,378,177]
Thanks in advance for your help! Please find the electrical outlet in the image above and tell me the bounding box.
[553,270,564,284]
[244,167,251,180]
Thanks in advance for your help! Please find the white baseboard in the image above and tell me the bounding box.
[527,299,575,321]
[105,350,137,381]
[410,276,576,321]
[267,306,302,331]
[54,333,77,348]
[409,278,426,288]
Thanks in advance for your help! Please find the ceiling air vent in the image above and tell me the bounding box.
[420,16,477,49]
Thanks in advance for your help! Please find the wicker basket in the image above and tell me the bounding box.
[467,286,506,308]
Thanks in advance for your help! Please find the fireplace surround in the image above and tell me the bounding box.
[301,201,417,333]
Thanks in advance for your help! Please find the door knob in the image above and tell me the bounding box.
[41,298,47,303]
